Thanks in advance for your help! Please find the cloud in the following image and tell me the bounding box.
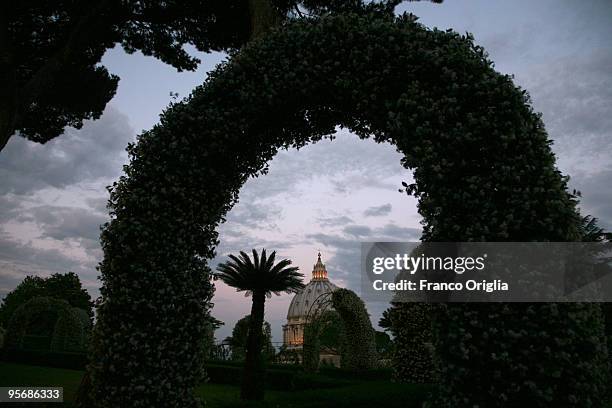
[364,204,392,217]
[0,107,133,299]
[17,205,107,248]
[520,51,612,177]
[571,169,612,231]
[317,215,354,227]
[223,199,282,231]
[304,221,422,331]
[0,230,101,298]
[238,131,411,200]
[343,225,372,238]
[307,222,422,288]
[0,106,134,196]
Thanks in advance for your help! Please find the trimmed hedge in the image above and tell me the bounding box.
[0,352,358,391]
[204,363,349,390]
[1,348,88,370]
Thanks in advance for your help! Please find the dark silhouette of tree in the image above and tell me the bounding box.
[203,316,224,359]
[375,330,392,357]
[228,315,275,361]
[0,1,253,151]
[0,0,444,152]
[0,272,93,327]
[216,249,304,400]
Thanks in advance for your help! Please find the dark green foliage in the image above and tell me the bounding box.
[1,349,88,370]
[0,272,93,327]
[331,289,378,370]
[276,345,301,365]
[579,216,612,379]
[204,362,351,391]
[303,322,322,372]
[1,0,429,151]
[1,0,261,150]
[89,11,608,407]
[228,315,274,362]
[319,310,343,353]
[383,302,436,383]
[303,310,341,372]
[0,276,44,327]
[215,250,304,298]
[374,330,392,358]
[5,296,89,353]
[0,361,433,407]
[203,317,224,360]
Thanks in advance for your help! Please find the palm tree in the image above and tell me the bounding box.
[215,248,304,400]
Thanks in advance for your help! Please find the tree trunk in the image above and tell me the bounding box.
[241,291,266,400]
[248,0,281,40]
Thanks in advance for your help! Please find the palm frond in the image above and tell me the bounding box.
[216,248,305,297]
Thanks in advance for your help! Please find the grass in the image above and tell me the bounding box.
[0,362,83,403]
[0,362,428,407]
[196,381,427,408]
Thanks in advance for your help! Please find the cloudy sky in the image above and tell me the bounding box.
[1,0,611,343]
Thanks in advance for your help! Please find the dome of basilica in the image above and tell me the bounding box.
[287,273,338,319]
[283,253,338,350]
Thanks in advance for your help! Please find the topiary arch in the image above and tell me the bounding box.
[331,288,378,370]
[5,296,88,352]
[88,12,608,408]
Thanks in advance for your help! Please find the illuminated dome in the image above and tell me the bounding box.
[283,253,338,349]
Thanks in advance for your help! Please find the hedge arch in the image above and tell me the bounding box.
[331,289,378,370]
[88,12,608,408]
[303,293,337,372]
[5,296,88,352]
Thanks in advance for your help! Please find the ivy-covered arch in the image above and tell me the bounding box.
[331,289,378,370]
[88,12,608,408]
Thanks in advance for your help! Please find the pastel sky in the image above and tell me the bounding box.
[1,0,610,343]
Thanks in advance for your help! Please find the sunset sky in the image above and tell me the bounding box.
[1,0,610,342]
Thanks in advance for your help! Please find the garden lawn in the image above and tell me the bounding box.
[0,362,428,407]
[0,362,83,403]
[195,381,428,407]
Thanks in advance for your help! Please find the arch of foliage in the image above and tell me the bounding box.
[303,309,341,372]
[88,11,609,408]
[331,289,378,370]
[383,302,436,383]
[5,296,89,352]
